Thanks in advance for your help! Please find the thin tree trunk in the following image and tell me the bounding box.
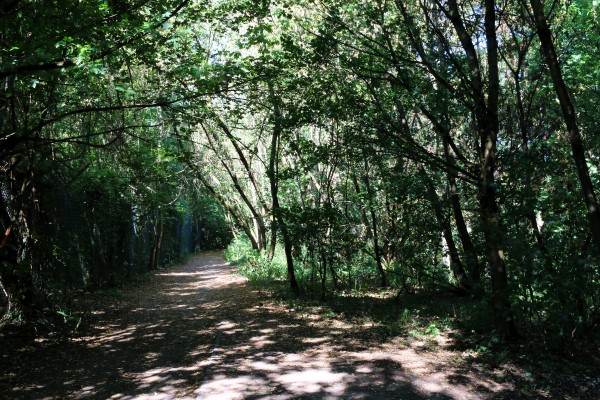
[441,133,482,287]
[512,51,550,258]
[512,59,553,268]
[529,0,600,254]
[213,115,271,215]
[202,124,267,250]
[448,173,481,283]
[362,161,387,288]
[149,209,163,270]
[351,175,374,238]
[267,81,300,294]
[156,209,164,268]
[189,165,260,250]
[267,220,277,260]
[419,100,481,289]
[320,248,327,300]
[421,168,472,294]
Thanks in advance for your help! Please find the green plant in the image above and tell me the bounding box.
[384,308,413,336]
[424,323,440,336]
[225,236,288,284]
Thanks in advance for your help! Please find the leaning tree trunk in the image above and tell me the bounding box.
[188,161,261,250]
[443,137,481,288]
[202,125,268,251]
[529,0,600,255]
[213,115,272,251]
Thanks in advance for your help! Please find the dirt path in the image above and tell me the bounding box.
[0,253,577,399]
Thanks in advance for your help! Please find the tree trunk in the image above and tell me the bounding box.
[320,248,327,300]
[362,161,387,288]
[449,174,481,282]
[156,209,164,267]
[267,81,300,295]
[202,125,268,250]
[529,0,600,255]
[480,0,519,339]
[420,99,482,290]
[442,134,482,288]
[188,163,260,250]
[422,168,472,294]
[267,219,277,260]
[149,209,163,270]
[446,0,519,337]
[351,175,374,238]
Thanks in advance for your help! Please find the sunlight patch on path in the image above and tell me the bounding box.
[194,343,352,399]
[196,375,271,399]
[278,369,348,395]
[194,368,350,400]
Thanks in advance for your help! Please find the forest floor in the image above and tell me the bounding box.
[0,252,598,399]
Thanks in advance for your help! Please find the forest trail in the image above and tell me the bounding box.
[2,253,516,399]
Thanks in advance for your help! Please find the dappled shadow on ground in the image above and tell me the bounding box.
[190,289,507,400]
[2,253,592,399]
[0,253,231,400]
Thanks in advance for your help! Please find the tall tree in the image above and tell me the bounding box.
[528,0,600,254]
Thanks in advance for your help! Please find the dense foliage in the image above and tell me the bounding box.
[1,0,598,345]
